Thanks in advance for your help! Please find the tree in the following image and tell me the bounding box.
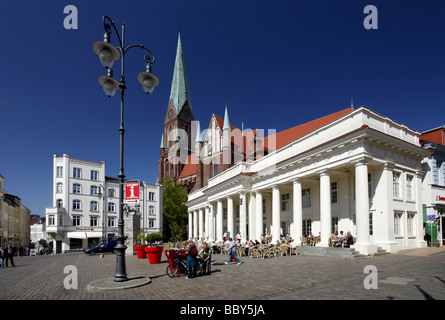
[160,177,188,242]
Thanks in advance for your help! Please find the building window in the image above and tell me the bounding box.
[331,217,338,234]
[262,199,266,216]
[56,182,63,193]
[73,215,81,226]
[56,199,63,208]
[57,166,63,178]
[406,175,414,200]
[281,193,289,211]
[48,215,55,226]
[72,199,81,210]
[302,188,311,208]
[407,213,415,235]
[91,170,99,181]
[59,215,63,225]
[331,182,338,204]
[302,219,312,237]
[149,192,155,201]
[108,202,115,212]
[90,216,98,227]
[148,219,155,228]
[394,212,403,236]
[73,167,81,179]
[108,188,115,197]
[393,172,401,198]
[107,217,115,227]
[73,183,81,194]
[211,161,218,178]
[368,173,372,198]
[90,201,98,211]
[369,213,373,235]
[149,205,155,215]
[90,185,98,195]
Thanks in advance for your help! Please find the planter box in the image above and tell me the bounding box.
[145,246,163,264]
[134,245,147,259]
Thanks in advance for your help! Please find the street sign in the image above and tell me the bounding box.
[125,182,140,203]
[427,215,436,222]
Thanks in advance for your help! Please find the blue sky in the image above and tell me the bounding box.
[1,0,444,216]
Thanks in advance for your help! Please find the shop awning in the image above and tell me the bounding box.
[86,232,103,238]
[67,232,87,239]
[67,232,102,239]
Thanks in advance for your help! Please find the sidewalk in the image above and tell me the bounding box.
[0,247,444,301]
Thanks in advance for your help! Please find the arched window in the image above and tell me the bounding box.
[56,199,63,208]
[90,201,98,211]
[72,199,81,210]
[73,183,81,194]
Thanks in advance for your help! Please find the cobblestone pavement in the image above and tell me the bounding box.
[0,247,444,301]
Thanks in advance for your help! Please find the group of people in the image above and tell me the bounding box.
[330,231,354,247]
[185,240,212,279]
[0,244,16,268]
[184,237,245,279]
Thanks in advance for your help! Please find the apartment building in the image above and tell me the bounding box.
[45,154,162,254]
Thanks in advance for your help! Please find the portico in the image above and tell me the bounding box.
[186,107,430,255]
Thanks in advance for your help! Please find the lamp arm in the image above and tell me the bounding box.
[102,15,123,51]
[123,44,156,65]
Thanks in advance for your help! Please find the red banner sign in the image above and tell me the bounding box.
[125,182,140,202]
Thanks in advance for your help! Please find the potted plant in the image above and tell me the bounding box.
[134,234,147,259]
[144,233,164,264]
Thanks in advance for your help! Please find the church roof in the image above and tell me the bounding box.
[169,31,192,115]
[178,106,354,179]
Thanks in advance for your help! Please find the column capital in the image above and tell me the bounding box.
[317,168,330,177]
[290,177,301,184]
[383,161,395,170]
[353,156,372,167]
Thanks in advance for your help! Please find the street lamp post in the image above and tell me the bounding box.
[93,15,159,282]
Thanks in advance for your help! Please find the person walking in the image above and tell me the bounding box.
[199,243,212,275]
[0,246,5,268]
[5,243,15,267]
[225,238,241,265]
[185,240,198,279]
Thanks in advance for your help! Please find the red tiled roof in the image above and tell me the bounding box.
[178,153,196,179]
[263,107,354,151]
[178,107,354,178]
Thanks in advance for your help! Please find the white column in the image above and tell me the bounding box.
[248,192,256,241]
[239,192,247,241]
[272,185,281,243]
[217,199,223,242]
[188,211,193,239]
[415,171,426,247]
[352,158,377,255]
[205,205,209,241]
[198,208,204,240]
[208,203,215,241]
[293,179,303,244]
[255,191,263,242]
[227,196,234,239]
[319,170,331,246]
[193,210,198,239]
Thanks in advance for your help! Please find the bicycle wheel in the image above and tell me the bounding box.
[167,261,185,278]
[196,260,206,276]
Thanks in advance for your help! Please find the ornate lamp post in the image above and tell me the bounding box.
[93,15,159,282]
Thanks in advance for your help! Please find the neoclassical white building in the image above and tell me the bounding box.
[45,154,162,253]
[185,106,430,255]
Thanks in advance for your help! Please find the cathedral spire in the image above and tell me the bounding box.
[169,30,192,114]
[223,105,230,131]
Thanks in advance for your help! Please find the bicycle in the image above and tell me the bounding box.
[166,252,205,278]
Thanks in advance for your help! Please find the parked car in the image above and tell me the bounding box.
[85,240,117,255]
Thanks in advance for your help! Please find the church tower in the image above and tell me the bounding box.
[159,31,194,182]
